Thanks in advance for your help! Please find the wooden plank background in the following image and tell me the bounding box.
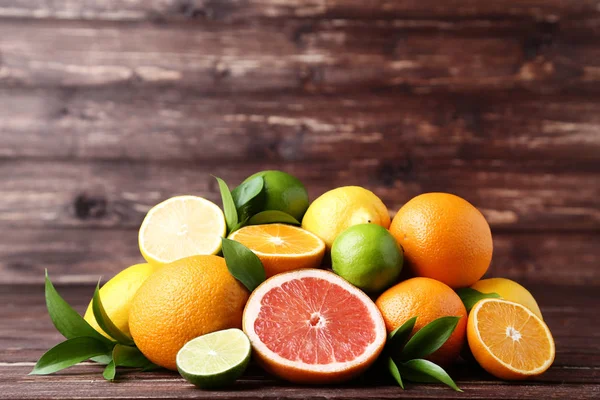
[0,0,598,286]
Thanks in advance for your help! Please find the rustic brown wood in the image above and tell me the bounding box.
[0,19,598,93]
[0,284,598,399]
[1,0,599,21]
[0,0,598,398]
[1,88,599,170]
[0,230,597,286]
[1,159,598,232]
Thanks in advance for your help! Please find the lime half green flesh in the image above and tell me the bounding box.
[176,328,251,389]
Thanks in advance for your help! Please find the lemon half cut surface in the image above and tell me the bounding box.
[139,196,226,266]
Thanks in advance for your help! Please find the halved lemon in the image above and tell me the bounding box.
[139,196,226,266]
[467,298,555,380]
[228,223,325,277]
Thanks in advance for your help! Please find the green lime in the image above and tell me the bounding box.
[240,170,309,221]
[331,224,403,293]
[176,328,251,389]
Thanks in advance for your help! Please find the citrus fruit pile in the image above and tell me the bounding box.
[35,169,555,392]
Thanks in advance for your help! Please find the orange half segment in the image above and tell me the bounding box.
[229,223,326,277]
[467,298,555,380]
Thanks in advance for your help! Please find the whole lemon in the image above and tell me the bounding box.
[331,224,403,293]
[302,186,390,249]
[83,263,158,339]
[471,278,543,319]
[129,255,249,370]
[236,170,309,221]
[389,192,492,289]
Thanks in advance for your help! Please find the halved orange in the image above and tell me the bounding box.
[229,224,325,277]
[467,298,555,380]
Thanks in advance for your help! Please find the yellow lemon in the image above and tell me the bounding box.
[84,263,158,339]
[301,186,390,249]
[139,196,226,267]
[471,278,543,320]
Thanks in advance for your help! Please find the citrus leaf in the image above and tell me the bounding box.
[44,270,111,344]
[92,281,134,346]
[222,238,266,292]
[101,344,151,381]
[248,210,300,226]
[400,359,462,392]
[401,316,460,360]
[30,337,111,375]
[232,176,264,210]
[214,176,238,232]
[91,355,113,365]
[388,316,417,354]
[103,360,116,381]
[456,288,501,312]
[112,344,152,368]
[229,216,250,234]
[387,357,404,389]
[141,362,163,372]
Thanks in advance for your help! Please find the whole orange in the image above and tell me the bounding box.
[389,192,492,288]
[129,255,249,370]
[375,277,467,365]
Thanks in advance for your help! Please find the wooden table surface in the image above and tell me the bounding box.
[1,284,598,399]
[1,0,599,399]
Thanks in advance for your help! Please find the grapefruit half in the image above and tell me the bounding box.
[243,269,387,384]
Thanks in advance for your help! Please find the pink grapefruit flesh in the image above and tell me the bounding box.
[243,269,387,384]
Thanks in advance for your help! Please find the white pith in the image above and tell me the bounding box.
[243,269,386,373]
[472,298,555,375]
[229,224,326,258]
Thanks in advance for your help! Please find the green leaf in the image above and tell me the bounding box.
[248,210,300,226]
[90,355,113,365]
[92,281,134,346]
[456,288,501,312]
[141,363,163,372]
[229,216,250,234]
[102,344,151,381]
[112,344,152,368]
[103,361,116,381]
[400,359,462,392]
[30,337,111,375]
[387,357,404,389]
[44,270,111,344]
[221,237,266,291]
[401,316,460,360]
[214,176,238,232]
[388,316,417,354]
[232,176,264,210]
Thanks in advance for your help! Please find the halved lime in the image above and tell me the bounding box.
[176,328,251,389]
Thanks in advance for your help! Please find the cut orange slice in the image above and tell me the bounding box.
[228,224,325,277]
[243,269,387,384]
[467,298,555,380]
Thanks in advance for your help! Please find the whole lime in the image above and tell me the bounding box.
[240,170,309,221]
[331,224,403,293]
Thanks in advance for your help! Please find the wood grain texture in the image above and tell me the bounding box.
[0,284,598,399]
[1,0,599,21]
[0,18,598,93]
[0,229,596,285]
[1,159,598,231]
[1,88,598,171]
